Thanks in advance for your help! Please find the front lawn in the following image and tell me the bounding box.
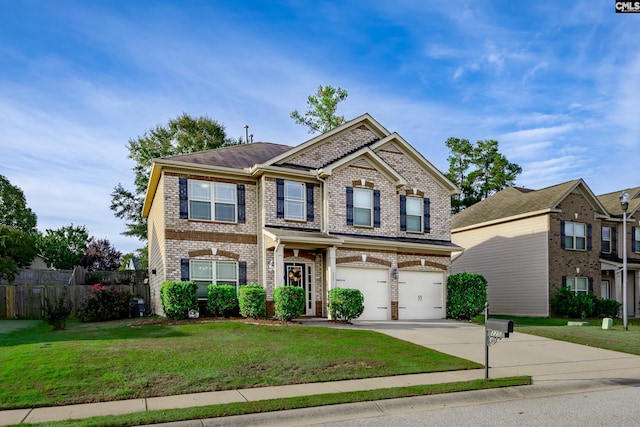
[473,315,640,355]
[0,318,482,410]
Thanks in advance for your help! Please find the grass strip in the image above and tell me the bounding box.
[11,376,531,427]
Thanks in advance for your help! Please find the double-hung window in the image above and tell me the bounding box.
[405,197,423,232]
[601,226,612,254]
[633,227,640,253]
[564,221,586,250]
[284,181,305,220]
[565,277,588,295]
[190,260,238,298]
[353,188,373,227]
[188,180,237,222]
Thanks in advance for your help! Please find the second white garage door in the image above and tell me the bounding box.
[398,271,444,319]
[335,267,389,320]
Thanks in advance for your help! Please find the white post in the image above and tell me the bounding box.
[326,246,337,320]
[623,211,628,330]
[275,243,285,288]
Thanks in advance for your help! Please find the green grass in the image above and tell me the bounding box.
[11,376,531,427]
[473,315,640,355]
[0,318,482,410]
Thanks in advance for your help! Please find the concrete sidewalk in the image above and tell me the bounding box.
[3,319,640,426]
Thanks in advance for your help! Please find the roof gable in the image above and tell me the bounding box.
[597,186,640,216]
[318,147,407,187]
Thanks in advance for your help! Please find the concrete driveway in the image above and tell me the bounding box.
[332,319,640,384]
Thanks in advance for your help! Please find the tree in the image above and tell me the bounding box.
[36,224,90,270]
[80,238,122,271]
[0,174,37,233]
[290,85,348,134]
[111,113,237,240]
[0,225,37,282]
[445,138,522,213]
[119,247,148,271]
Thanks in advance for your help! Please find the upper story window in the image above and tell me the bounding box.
[601,226,612,253]
[563,221,586,250]
[284,181,305,221]
[190,260,238,299]
[188,180,237,222]
[565,276,588,295]
[353,188,373,227]
[633,227,640,253]
[405,197,423,232]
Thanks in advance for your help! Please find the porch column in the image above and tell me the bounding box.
[275,243,285,287]
[326,246,337,320]
[615,268,623,314]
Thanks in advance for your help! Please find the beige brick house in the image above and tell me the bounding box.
[451,180,640,317]
[142,113,461,319]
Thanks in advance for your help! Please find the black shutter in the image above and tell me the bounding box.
[399,195,407,231]
[179,177,189,219]
[562,275,567,287]
[237,184,245,224]
[587,224,592,251]
[423,198,431,233]
[276,179,284,218]
[180,259,190,281]
[373,190,381,228]
[612,228,617,255]
[238,261,247,285]
[560,221,566,249]
[588,277,594,294]
[346,187,354,225]
[306,183,314,222]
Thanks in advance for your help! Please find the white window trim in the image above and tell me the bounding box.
[602,226,611,254]
[188,180,237,223]
[634,228,640,254]
[564,221,586,251]
[190,260,239,298]
[353,187,373,227]
[405,196,423,233]
[284,181,306,221]
[566,276,588,295]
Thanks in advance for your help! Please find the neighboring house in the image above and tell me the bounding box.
[451,179,640,317]
[142,113,461,320]
[125,257,140,271]
[27,254,51,270]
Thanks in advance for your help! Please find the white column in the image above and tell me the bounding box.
[275,243,285,287]
[326,246,337,320]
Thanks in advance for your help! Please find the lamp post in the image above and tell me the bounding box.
[620,191,630,330]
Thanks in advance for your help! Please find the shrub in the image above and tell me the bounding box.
[328,288,364,323]
[238,284,266,319]
[274,286,305,321]
[76,284,131,322]
[160,281,198,320]
[43,294,73,330]
[446,272,487,320]
[552,287,621,318]
[207,284,239,317]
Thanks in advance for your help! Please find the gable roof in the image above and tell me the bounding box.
[597,186,640,216]
[452,179,607,230]
[162,142,292,169]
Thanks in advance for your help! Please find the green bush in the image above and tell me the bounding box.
[446,272,487,320]
[238,284,266,319]
[160,281,198,320]
[328,288,364,323]
[207,284,239,317]
[43,295,73,330]
[76,284,131,322]
[274,286,305,321]
[551,287,620,318]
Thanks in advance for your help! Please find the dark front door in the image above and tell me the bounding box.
[284,263,313,315]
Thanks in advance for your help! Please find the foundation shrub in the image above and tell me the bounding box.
[273,286,305,321]
[327,288,364,323]
[447,272,487,320]
[207,284,239,317]
[160,281,198,320]
[238,284,266,319]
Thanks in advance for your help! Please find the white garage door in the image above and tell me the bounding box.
[335,267,389,320]
[398,271,444,319]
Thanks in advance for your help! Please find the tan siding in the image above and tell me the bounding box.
[147,175,166,316]
[452,215,549,316]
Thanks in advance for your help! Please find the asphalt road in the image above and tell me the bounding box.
[310,386,640,427]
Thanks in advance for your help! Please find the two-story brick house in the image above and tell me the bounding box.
[450,180,640,317]
[142,113,462,320]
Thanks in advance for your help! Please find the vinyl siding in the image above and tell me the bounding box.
[451,215,549,316]
[147,174,166,316]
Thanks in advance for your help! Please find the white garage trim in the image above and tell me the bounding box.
[398,270,444,319]
[335,266,390,320]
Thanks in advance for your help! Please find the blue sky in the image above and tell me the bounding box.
[1,1,638,254]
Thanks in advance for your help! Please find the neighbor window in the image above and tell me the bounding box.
[566,277,588,295]
[564,221,586,250]
[284,181,305,220]
[601,226,612,253]
[406,197,423,232]
[190,260,238,298]
[353,188,373,227]
[188,180,236,222]
[634,227,640,253]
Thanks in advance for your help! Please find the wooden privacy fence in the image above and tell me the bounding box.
[1,282,150,320]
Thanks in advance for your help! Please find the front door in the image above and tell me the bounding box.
[285,263,313,316]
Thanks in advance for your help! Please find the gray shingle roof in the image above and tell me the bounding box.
[452,179,583,230]
[163,142,293,169]
[597,186,640,215]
